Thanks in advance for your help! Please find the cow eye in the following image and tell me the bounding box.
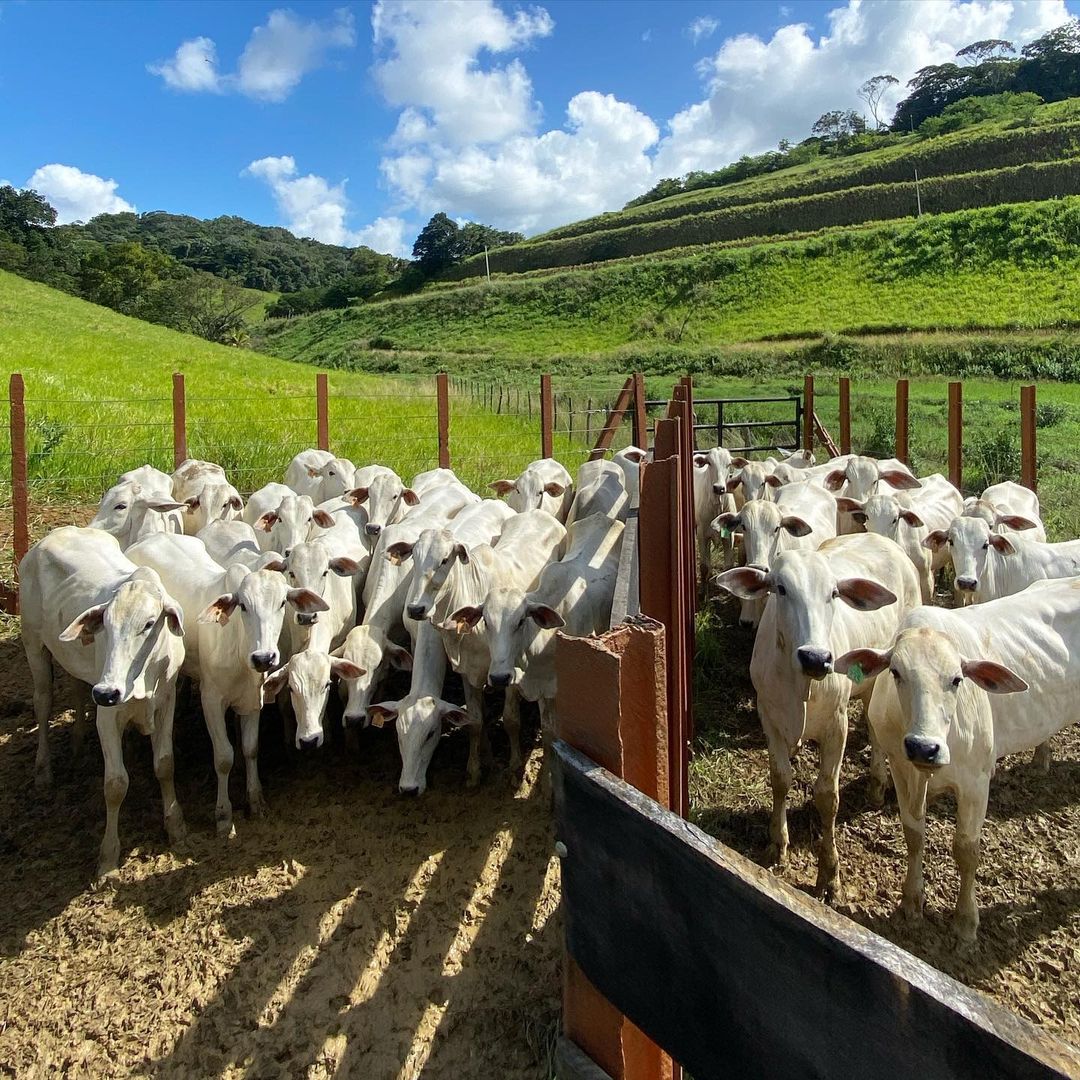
[143,618,155,631]
[982,541,989,550]
[831,587,839,599]
[325,681,333,690]
[322,570,328,577]
[239,602,247,613]
[891,669,901,681]
[951,675,962,688]
[280,601,286,610]
[115,503,127,511]
[328,471,335,477]
[776,584,786,596]
[288,572,296,579]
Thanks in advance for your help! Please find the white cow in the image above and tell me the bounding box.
[284,449,334,499]
[283,537,364,655]
[243,483,297,548]
[263,650,364,750]
[725,459,782,504]
[692,449,740,582]
[171,459,243,535]
[403,509,565,789]
[90,479,184,549]
[197,520,270,570]
[490,459,574,522]
[717,533,921,897]
[347,470,418,539]
[612,446,648,499]
[20,527,186,876]
[837,473,963,603]
[126,533,327,833]
[251,493,335,556]
[566,459,628,526]
[836,579,1080,942]
[483,513,625,771]
[713,482,837,629]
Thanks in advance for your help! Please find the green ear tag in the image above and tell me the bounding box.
[720,526,731,539]
[848,663,865,685]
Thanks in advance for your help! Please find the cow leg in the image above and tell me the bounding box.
[200,689,235,838]
[239,711,267,817]
[892,762,929,920]
[764,737,793,866]
[697,530,711,595]
[24,630,54,788]
[953,780,989,945]
[814,724,847,901]
[463,680,486,789]
[866,723,889,808]
[1031,739,1052,774]
[502,686,524,778]
[70,675,92,761]
[96,708,128,878]
[150,685,186,845]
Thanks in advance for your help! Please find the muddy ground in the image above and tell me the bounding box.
[0,638,562,1079]
[692,594,1080,1049]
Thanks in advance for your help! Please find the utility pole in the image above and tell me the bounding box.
[484,245,491,282]
[914,167,922,217]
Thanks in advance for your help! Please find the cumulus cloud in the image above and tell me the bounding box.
[352,216,411,257]
[149,8,355,101]
[25,164,134,224]
[687,15,719,44]
[654,0,1071,177]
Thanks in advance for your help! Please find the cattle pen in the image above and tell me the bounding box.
[0,368,1076,1080]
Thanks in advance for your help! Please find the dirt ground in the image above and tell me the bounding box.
[0,640,562,1079]
[692,593,1080,1050]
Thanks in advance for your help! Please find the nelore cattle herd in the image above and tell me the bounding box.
[18,438,1080,950]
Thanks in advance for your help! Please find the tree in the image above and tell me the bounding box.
[78,242,184,314]
[412,212,461,275]
[0,185,57,244]
[857,75,899,129]
[458,222,524,258]
[810,110,867,152]
[956,39,1014,64]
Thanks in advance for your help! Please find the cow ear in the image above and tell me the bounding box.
[367,702,399,728]
[724,474,743,494]
[227,494,244,512]
[961,658,1028,694]
[730,456,749,468]
[386,644,413,671]
[199,593,238,625]
[287,588,331,614]
[824,469,847,491]
[439,703,470,728]
[995,513,1037,532]
[163,601,185,637]
[255,512,278,532]
[922,530,948,551]
[715,567,770,600]
[306,465,322,478]
[312,509,335,528]
[262,665,290,698]
[148,500,185,513]
[764,474,782,488]
[59,603,108,644]
[453,542,470,564]
[780,515,813,537]
[329,556,363,577]
[988,533,1015,555]
[834,497,864,514]
[528,603,565,630]
[331,659,366,682]
[402,488,420,507]
[386,542,415,565]
[260,556,287,573]
[184,496,201,512]
[490,480,516,496]
[898,509,925,528]
[711,512,740,537]
[836,578,897,611]
[347,487,369,505]
[444,605,483,633]
[879,469,921,491]
[543,481,566,497]
[835,648,891,682]
[693,454,708,468]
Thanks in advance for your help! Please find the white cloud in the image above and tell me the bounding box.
[148,8,355,102]
[654,0,1071,177]
[25,164,134,224]
[147,36,223,93]
[243,156,413,256]
[687,15,720,44]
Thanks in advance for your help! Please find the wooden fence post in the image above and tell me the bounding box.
[541,374,554,459]
[316,372,329,452]
[948,381,963,490]
[437,372,450,468]
[1021,384,1037,492]
[803,374,814,453]
[632,372,647,450]
[838,377,851,456]
[172,372,187,469]
[10,373,28,610]
[895,379,909,466]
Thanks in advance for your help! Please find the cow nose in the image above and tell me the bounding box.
[796,647,833,678]
[712,483,725,495]
[342,712,367,730]
[406,603,427,620]
[398,785,420,797]
[489,672,512,688]
[738,618,756,630]
[956,577,977,591]
[296,612,318,626]
[250,651,276,672]
[92,685,122,707]
[283,547,293,558]
[365,523,381,536]
[904,735,943,766]
[298,735,321,750]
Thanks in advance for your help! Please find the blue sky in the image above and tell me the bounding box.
[1,0,1074,256]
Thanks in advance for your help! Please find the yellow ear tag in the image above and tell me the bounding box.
[848,663,865,685]
[371,715,385,729]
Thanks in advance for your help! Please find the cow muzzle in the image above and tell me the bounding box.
[298,734,323,750]
[342,712,368,730]
[250,651,277,673]
[796,647,833,679]
[488,671,513,689]
[903,734,947,768]
[92,684,122,707]
[296,612,319,626]
[406,603,428,620]
[956,577,977,592]
[398,784,421,797]
[365,523,382,537]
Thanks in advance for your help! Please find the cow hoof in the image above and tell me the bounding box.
[95,857,120,883]
[867,781,886,809]
[816,876,841,903]
[248,793,268,818]
[167,817,188,846]
[764,842,787,867]
[216,815,236,840]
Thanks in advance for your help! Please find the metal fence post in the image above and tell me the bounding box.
[1021,384,1037,492]
[316,373,329,451]
[437,372,450,468]
[172,372,187,469]
[632,371,647,450]
[838,377,851,456]
[948,381,963,489]
[10,373,28,611]
[803,374,814,453]
[540,374,554,458]
[895,379,909,466]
